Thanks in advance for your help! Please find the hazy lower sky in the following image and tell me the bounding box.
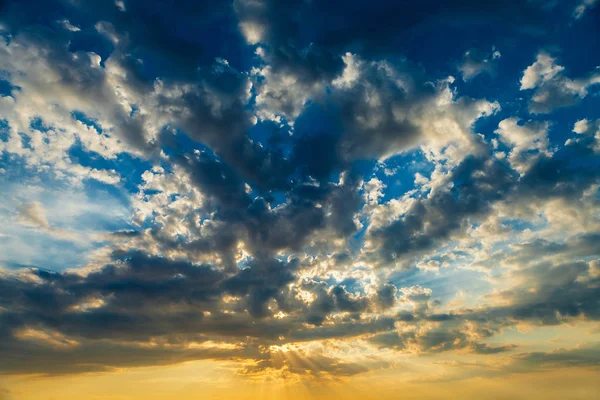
[1,1,600,399]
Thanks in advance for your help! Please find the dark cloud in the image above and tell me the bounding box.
[235,0,555,59]
[148,148,366,271]
[328,57,427,161]
[0,250,402,374]
[375,284,398,310]
[0,334,255,376]
[508,343,600,372]
[367,155,515,264]
[1,0,247,78]
[472,343,518,355]
[503,233,600,267]
[0,243,598,375]
[368,319,508,354]
[366,127,600,268]
[486,261,600,324]
[515,139,600,200]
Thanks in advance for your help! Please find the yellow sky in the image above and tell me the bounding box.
[3,322,600,400]
[2,363,599,400]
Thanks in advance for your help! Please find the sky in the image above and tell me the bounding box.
[0,0,599,399]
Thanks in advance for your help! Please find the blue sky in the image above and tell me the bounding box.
[0,0,600,397]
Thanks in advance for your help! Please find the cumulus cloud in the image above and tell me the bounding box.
[520,52,600,113]
[328,54,499,163]
[495,118,550,174]
[572,119,600,152]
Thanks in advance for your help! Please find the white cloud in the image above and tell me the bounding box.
[573,119,590,134]
[56,19,81,32]
[572,118,600,152]
[115,0,126,12]
[573,0,598,19]
[495,118,550,174]
[363,177,386,205]
[520,52,564,90]
[520,52,600,113]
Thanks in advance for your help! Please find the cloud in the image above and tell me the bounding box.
[520,53,565,90]
[56,19,80,32]
[486,260,600,324]
[510,343,600,371]
[0,250,403,374]
[17,202,50,229]
[368,318,511,355]
[115,0,126,12]
[235,0,554,60]
[520,52,600,113]
[495,118,550,174]
[0,26,154,181]
[1,0,600,385]
[364,155,514,266]
[572,119,600,152]
[239,347,388,380]
[573,0,598,19]
[458,48,501,81]
[289,53,499,171]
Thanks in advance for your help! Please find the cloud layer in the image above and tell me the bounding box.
[0,0,599,388]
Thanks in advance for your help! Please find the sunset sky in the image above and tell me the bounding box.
[1,1,600,399]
